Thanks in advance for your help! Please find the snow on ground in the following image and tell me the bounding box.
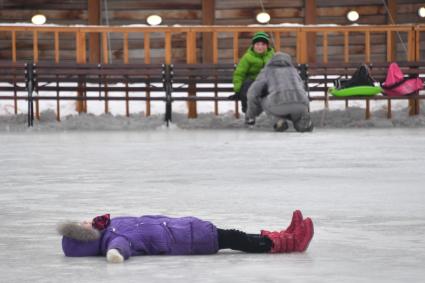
[1,95,425,131]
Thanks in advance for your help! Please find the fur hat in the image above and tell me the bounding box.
[57,221,100,241]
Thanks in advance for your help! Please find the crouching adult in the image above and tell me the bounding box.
[245,52,313,132]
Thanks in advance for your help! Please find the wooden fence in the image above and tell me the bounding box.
[1,24,423,64]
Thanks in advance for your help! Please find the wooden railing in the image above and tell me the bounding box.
[415,24,425,61]
[0,24,422,64]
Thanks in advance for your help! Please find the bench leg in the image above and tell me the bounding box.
[35,99,40,120]
[56,98,60,122]
[414,98,420,115]
[14,89,18,115]
[365,99,370,120]
[408,98,419,116]
[125,83,130,117]
[416,98,420,115]
[146,92,151,117]
[234,101,240,119]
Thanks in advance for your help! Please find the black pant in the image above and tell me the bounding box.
[217,228,272,253]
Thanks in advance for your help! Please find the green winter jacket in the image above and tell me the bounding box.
[233,47,275,93]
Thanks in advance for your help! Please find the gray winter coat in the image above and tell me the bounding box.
[246,52,309,120]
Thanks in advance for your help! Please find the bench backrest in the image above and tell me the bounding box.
[369,62,425,82]
[0,61,27,92]
[169,63,235,93]
[33,62,166,92]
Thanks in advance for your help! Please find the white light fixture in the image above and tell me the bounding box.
[346,10,359,22]
[31,14,46,25]
[256,12,271,24]
[146,15,162,26]
[419,7,425,18]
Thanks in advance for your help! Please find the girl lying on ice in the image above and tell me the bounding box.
[57,210,314,263]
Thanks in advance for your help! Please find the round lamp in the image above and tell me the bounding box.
[31,14,46,25]
[256,12,271,24]
[147,15,162,26]
[346,10,359,22]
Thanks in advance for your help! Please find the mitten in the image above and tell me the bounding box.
[228,93,240,100]
[106,249,124,263]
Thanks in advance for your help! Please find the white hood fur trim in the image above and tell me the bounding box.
[57,221,100,241]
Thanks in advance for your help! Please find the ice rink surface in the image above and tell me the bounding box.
[1,128,425,283]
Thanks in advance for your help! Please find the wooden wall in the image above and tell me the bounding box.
[313,0,425,62]
[0,0,88,25]
[0,0,424,63]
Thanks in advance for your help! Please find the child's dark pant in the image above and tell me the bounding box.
[217,228,272,253]
[240,79,254,113]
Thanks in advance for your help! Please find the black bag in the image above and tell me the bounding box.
[334,64,375,89]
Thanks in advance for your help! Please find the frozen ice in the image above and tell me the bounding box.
[1,92,425,282]
[1,127,425,283]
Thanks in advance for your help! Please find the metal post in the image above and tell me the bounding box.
[26,62,34,127]
[164,64,173,126]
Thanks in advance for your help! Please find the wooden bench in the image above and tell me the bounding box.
[368,61,425,117]
[31,62,167,124]
[167,63,237,120]
[153,61,425,121]
[303,62,425,119]
[168,62,425,121]
[2,61,425,126]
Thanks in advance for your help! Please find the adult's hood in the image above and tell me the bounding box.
[267,52,293,67]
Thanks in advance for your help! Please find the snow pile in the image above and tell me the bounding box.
[1,102,425,132]
[311,107,425,128]
[0,110,166,132]
[1,89,425,131]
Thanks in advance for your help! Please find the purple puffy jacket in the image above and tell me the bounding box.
[62,215,219,259]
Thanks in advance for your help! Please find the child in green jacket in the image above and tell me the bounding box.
[231,32,275,113]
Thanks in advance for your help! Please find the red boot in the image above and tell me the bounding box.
[260,230,296,253]
[261,216,314,253]
[293,218,314,252]
[285,210,303,234]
